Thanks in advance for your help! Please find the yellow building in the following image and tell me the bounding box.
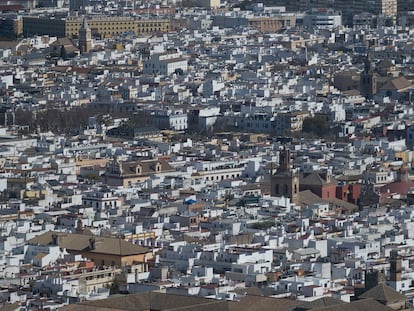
[14,16,23,36]
[64,266,121,294]
[105,158,175,187]
[248,15,296,32]
[75,157,110,175]
[65,17,170,38]
[23,16,170,38]
[182,0,220,8]
[377,0,397,18]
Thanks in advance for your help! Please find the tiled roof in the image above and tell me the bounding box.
[359,283,406,304]
[0,302,20,311]
[296,297,344,310]
[28,231,151,256]
[58,292,397,311]
[379,76,411,92]
[298,190,327,205]
[120,159,174,177]
[310,298,394,311]
[301,172,336,187]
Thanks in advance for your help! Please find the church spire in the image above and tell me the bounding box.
[279,145,292,172]
[270,145,300,204]
[79,17,92,53]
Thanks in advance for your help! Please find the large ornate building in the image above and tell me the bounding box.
[22,15,170,38]
[105,158,175,187]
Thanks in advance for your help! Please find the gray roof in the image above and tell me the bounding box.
[359,283,406,304]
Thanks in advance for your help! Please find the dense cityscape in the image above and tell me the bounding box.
[0,0,414,310]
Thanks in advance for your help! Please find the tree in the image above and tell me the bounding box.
[302,116,329,137]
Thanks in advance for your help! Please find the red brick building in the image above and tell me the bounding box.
[300,171,337,200]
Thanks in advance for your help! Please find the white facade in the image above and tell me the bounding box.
[143,52,188,75]
[303,12,342,29]
[152,112,188,131]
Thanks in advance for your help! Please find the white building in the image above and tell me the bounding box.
[303,11,342,29]
[82,189,122,210]
[143,52,188,75]
[151,110,188,131]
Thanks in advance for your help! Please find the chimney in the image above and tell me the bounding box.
[89,237,96,250]
[51,234,58,246]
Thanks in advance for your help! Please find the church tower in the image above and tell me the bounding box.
[271,146,300,204]
[79,17,92,53]
[360,54,377,99]
[390,250,402,282]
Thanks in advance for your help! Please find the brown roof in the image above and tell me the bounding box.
[0,5,24,11]
[58,292,396,311]
[0,302,20,311]
[229,295,301,311]
[120,159,174,177]
[377,59,394,69]
[59,292,228,311]
[58,306,119,311]
[298,190,327,205]
[380,180,414,196]
[297,190,358,212]
[28,231,151,256]
[359,283,406,304]
[296,297,344,310]
[77,292,303,311]
[325,198,358,212]
[379,76,412,92]
[0,40,19,49]
[50,37,75,48]
[301,172,336,187]
[311,298,394,311]
[301,173,328,186]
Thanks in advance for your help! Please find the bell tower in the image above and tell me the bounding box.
[79,17,92,53]
[271,146,300,204]
[360,54,377,99]
[390,250,402,282]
